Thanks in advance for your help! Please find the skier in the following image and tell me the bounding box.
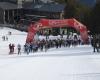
[12,44,15,54]
[91,35,99,52]
[9,43,12,54]
[17,44,21,55]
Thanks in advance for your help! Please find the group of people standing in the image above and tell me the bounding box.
[2,36,8,41]
[8,34,100,55]
[2,31,12,41]
[9,43,21,55]
[9,34,82,55]
[23,35,85,54]
[9,43,15,54]
[8,34,89,55]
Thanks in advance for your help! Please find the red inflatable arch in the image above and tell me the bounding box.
[26,18,88,43]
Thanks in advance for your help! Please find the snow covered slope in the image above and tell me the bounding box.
[0,27,27,55]
[0,27,100,80]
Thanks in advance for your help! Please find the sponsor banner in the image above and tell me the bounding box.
[26,24,37,43]
[26,18,88,43]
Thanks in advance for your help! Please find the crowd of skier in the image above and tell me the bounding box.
[7,32,100,55]
[8,34,100,55]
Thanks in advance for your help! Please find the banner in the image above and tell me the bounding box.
[26,24,37,43]
[39,19,74,27]
[26,18,88,43]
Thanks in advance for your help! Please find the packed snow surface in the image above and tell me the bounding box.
[0,27,100,80]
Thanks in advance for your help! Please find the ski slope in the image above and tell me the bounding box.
[0,27,100,80]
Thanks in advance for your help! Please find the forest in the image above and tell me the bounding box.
[52,0,100,34]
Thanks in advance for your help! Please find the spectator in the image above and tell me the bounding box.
[9,43,12,54]
[12,44,15,54]
[17,44,21,55]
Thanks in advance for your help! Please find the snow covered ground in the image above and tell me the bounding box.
[0,27,100,80]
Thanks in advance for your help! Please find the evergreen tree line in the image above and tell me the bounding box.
[52,0,100,34]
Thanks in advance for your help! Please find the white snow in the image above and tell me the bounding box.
[0,27,100,80]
